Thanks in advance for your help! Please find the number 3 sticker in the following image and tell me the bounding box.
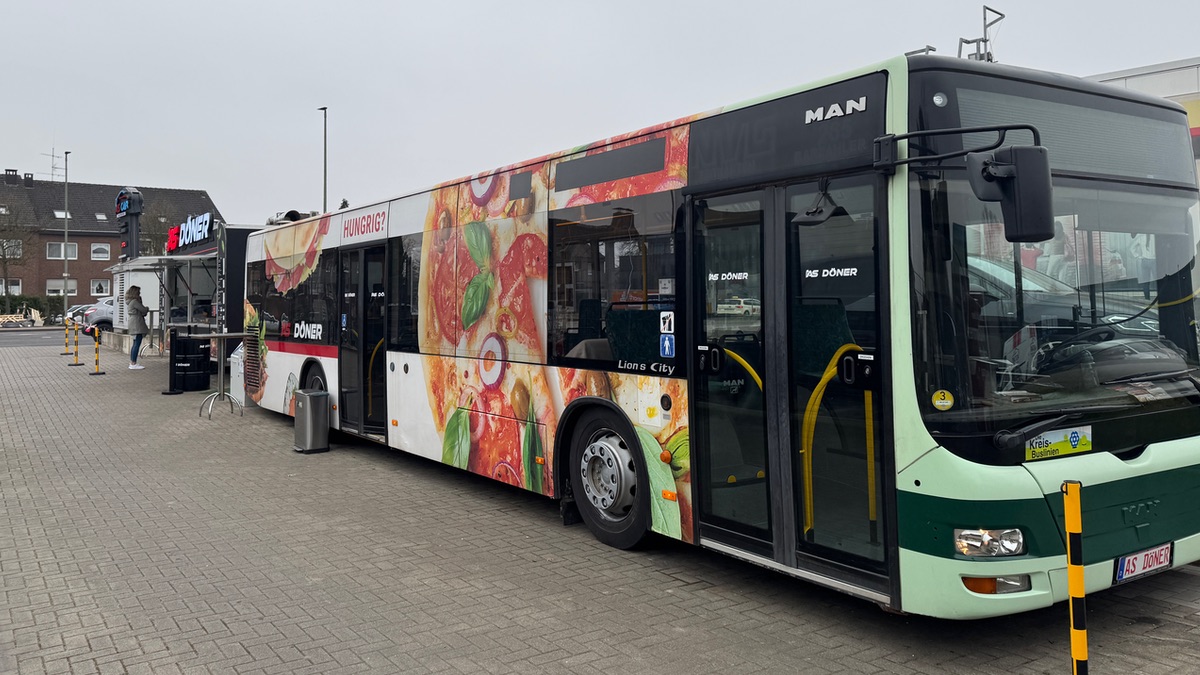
[932,389,955,411]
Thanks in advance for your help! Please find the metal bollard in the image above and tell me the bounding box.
[87,327,106,376]
[67,320,83,366]
[1062,480,1088,675]
[61,318,72,355]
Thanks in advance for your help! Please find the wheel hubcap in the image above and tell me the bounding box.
[579,430,636,522]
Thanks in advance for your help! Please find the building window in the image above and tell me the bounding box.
[95,213,108,221]
[0,204,9,215]
[1,278,21,295]
[53,210,73,220]
[1,239,22,257]
[91,243,110,261]
[91,279,111,296]
[46,279,78,296]
[46,242,78,260]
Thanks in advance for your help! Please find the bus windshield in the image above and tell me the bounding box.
[911,175,1200,462]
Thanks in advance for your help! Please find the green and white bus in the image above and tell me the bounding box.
[244,54,1200,619]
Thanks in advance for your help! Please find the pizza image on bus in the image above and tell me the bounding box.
[417,185,559,492]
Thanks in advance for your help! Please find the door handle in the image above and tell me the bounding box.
[697,343,724,374]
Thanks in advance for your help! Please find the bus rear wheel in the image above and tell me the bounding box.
[568,408,648,550]
[304,364,327,391]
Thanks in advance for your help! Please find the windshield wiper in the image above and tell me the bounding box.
[992,404,1139,453]
[1101,368,1199,386]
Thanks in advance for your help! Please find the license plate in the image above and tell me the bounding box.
[1113,542,1174,584]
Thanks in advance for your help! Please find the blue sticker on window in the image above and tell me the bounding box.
[659,334,675,358]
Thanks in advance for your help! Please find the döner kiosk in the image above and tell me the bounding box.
[109,211,260,393]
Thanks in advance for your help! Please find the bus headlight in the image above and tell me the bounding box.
[954,528,1025,556]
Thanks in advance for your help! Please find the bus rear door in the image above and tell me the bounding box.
[339,245,388,436]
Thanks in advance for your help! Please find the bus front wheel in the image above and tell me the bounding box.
[568,408,649,550]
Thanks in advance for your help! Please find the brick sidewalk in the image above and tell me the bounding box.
[3,344,1200,674]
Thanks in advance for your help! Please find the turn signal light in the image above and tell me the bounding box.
[962,575,1031,594]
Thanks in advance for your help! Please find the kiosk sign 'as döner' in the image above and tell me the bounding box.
[167,213,212,252]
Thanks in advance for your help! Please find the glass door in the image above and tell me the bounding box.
[339,245,388,435]
[785,178,885,567]
[693,178,886,575]
[694,191,772,555]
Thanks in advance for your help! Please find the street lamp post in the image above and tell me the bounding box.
[318,106,328,213]
[63,151,70,318]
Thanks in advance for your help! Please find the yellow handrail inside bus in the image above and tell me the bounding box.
[800,343,878,538]
[367,337,385,418]
[722,348,763,391]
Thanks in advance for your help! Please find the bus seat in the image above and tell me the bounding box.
[793,298,855,377]
[578,298,602,340]
[606,308,662,363]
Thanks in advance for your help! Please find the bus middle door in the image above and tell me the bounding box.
[339,245,388,436]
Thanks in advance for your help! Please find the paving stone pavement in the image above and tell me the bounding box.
[3,340,1200,674]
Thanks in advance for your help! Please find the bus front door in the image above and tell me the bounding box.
[338,245,388,436]
[693,180,888,594]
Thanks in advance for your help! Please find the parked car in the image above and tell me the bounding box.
[82,297,115,332]
[65,303,91,324]
[716,296,761,315]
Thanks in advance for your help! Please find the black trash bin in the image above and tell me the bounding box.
[175,355,210,391]
[171,334,211,392]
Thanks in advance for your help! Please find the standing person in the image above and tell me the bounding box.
[126,285,150,370]
[1130,233,1156,299]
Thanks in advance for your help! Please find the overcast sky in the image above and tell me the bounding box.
[5,1,1199,224]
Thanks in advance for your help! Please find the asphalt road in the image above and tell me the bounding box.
[2,341,1200,674]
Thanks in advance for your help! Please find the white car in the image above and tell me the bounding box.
[716,297,761,315]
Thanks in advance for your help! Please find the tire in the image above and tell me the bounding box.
[743,310,750,315]
[304,364,327,391]
[568,408,649,550]
[96,322,112,332]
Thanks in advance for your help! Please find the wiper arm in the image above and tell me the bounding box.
[992,404,1139,453]
[1101,368,1200,386]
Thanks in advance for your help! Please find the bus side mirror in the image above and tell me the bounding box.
[966,145,1054,243]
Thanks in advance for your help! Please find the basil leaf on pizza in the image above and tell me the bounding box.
[464,221,492,271]
[442,407,471,469]
[522,404,543,494]
[462,272,494,330]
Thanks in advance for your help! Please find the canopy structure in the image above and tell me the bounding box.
[106,252,222,334]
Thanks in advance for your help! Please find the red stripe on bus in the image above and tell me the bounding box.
[264,341,339,358]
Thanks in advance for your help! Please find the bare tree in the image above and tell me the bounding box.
[137,199,178,256]
[0,203,37,313]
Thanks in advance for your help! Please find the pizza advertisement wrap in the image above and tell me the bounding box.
[414,164,693,541]
[418,173,559,492]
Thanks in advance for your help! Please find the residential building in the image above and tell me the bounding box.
[0,168,224,304]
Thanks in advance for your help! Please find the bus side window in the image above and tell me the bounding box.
[549,191,678,370]
[389,233,421,352]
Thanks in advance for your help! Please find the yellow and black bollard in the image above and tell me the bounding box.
[67,320,83,366]
[61,318,72,355]
[1062,480,1088,675]
[87,326,106,376]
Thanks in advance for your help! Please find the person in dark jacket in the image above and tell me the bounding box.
[126,286,150,370]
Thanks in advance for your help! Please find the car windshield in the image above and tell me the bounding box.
[911,176,1200,462]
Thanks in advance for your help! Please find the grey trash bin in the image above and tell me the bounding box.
[293,389,330,453]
